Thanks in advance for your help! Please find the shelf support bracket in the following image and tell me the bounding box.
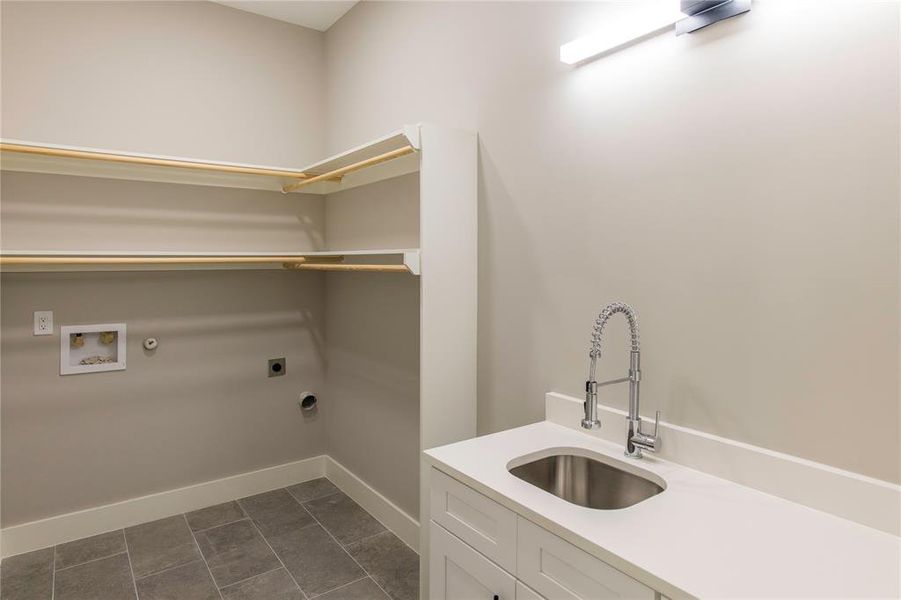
[404,250,421,276]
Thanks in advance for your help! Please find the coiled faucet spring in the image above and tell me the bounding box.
[583,302,659,458]
[588,302,640,379]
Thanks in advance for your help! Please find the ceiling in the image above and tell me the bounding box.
[213,1,358,32]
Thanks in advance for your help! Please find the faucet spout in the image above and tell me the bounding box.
[583,302,640,430]
[582,302,659,458]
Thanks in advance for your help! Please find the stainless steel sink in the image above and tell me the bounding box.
[509,453,664,509]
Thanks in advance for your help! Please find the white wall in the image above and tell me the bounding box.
[325,0,901,483]
[0,1,330,526]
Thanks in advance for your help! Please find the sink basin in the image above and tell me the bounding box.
[509,453,664,509]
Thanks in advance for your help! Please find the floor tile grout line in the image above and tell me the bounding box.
[235,492,308,597]
[124,525,182,580]
[341,529,391,550]
[53,550,128,573]
[297,503,395,600]
[297,490,390,551]
[52,529,127,572]
[123,529,142,600]
[308,575,370,599]
[244,517,310,600]
[186,500,249,534]
[190,516,251,535]
[51,544,56,600]
[27,486,399,600]
[285,485,342,506]
[130,557,209,583]
[183,513,225,600]
[50,528,127,564]
[301,493,399,558]
[217,565,284,594]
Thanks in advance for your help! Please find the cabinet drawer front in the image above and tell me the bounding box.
[517,581,547,600]
[431,468,517,572]
[517,518,655,600]
[430,521,517,600]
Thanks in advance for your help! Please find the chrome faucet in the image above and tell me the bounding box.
[583,302,660,458]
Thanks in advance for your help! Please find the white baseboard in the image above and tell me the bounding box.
[325,456,420,553]
[546,391,901,536]
[2,454,421,559]
[1,454,326,559]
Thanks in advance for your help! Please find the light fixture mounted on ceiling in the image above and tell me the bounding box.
[559,0,751,66]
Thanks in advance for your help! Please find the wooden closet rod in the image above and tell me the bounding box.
[282,145,416,193]
[0,143,313,180]
[0,256,309,265]
[0,256,413,273]
[284,263,411,273]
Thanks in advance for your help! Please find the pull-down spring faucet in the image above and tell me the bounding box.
[583,302,660,458]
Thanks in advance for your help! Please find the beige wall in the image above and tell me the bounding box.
[325,0,901,483]
[0,172,326,254]
[1,0,325,166]
[323,174,421,517]
[0,1,329,526]
[325,273,420,517]
[1,269,327,526]
[1,0,898,530]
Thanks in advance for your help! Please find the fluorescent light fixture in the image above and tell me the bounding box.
[560,3,685,65]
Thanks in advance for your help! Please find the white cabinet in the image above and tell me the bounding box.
[517,518,655,599]
[516,581,547,600]
[430,521,517,600]
[429,468,659,600]
[431,469,517,572]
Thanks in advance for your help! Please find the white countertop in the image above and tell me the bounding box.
[424,421,901,599]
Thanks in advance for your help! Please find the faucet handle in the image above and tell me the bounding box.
[632,410,661,453]
[648,410,660,437]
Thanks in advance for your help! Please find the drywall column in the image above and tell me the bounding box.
[417,124,478,595]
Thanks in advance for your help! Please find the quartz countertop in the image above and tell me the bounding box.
[424,421,901,599]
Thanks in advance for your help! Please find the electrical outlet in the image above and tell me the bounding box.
[268,357,286,377]
[33,311,53,336]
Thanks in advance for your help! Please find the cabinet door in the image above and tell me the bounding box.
[430,521,517,600]
[517,581,547,600]
[517,518,655,600]
[431,468,517,572]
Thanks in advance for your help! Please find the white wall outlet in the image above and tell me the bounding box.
[34,310,53,336]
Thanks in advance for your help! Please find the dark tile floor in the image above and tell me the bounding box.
[0,479,419,600]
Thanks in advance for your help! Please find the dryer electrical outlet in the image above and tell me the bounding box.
[268,357,286,377]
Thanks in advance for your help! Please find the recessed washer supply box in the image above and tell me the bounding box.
[60,323,126,375]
